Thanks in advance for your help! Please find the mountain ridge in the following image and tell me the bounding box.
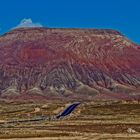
[0,27,139,101]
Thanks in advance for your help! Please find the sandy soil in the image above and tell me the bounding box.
[0,101,140,139]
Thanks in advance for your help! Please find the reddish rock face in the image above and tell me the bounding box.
[0,27,139,100]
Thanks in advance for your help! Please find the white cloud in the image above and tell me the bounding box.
[14,18,43,29]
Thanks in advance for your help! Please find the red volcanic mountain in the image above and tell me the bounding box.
[0,27,139,101]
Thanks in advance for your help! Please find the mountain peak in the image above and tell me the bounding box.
[0,27,139,100]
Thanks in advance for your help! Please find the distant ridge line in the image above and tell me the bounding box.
[2,27,123,37]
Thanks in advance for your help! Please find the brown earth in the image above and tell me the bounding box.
[0,101,140,139]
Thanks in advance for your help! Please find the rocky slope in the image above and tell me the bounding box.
[0,27,139,100]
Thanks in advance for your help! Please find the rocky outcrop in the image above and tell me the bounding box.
[0,27,139,100]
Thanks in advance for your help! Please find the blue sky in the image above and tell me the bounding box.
[0,0,140,44]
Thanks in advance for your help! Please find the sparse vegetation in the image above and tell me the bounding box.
[0,101,140,139]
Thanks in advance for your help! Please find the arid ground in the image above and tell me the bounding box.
[0,100,140,140]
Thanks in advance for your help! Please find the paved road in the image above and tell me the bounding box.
[56,102,80,119]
